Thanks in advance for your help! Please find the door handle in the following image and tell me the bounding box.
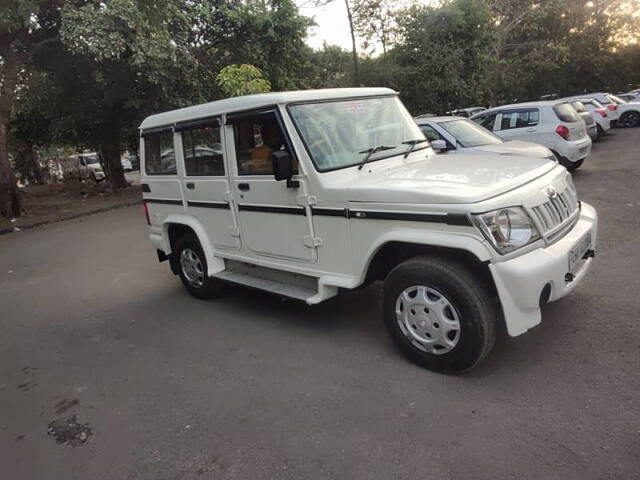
[238,183,250,191]
[186,182,195,190]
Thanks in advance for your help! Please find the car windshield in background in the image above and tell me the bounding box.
[84,156,100,165]
[607,94,628,104]
[438,119,502,147]
[554,103,581,122]
[288,96,426,171]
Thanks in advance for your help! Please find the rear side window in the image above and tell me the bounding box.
[182,126,225,176]
[144,131,176,175]
[553,104,580,123]
[499,109,539,130]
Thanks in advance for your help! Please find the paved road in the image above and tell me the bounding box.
[1,129,639,480]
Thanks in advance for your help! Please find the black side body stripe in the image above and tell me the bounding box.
[238,204,305,215]
[187,201,230,209]
[144,198,183,206]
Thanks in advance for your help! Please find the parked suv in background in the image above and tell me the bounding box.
[616,92,640,103]
[415,116,555,160]
[471,101,592,171]
[567,100,598,141]
[569,93,623,126]
[140,88,598,373]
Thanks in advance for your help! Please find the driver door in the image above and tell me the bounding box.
[225,109,316,263]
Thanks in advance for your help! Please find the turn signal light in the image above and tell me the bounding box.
[555,125,570,140]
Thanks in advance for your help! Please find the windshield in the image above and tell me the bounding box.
[587,99,604,108]
[438,119,502,147]
[607,94,627,105]
[288,96,426,171]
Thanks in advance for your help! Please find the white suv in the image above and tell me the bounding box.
[471,101,592,171]
[140,88,598,373]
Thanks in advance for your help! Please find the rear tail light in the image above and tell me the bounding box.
[595,108,608,118]
[555,125,570,140]
[143,202,151,225]
[607,104,617,111]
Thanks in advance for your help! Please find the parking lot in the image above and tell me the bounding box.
[1,128,639,479]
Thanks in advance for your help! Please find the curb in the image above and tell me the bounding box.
[0,199,142,236]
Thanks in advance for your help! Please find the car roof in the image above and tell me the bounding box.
[476,100,569,116]
[415,115,466,124]
[140,88,397,130]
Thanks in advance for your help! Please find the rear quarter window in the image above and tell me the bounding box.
[553,104,580,123]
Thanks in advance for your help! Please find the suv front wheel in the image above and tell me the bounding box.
[174,233,224,300]
[382,256,497,372]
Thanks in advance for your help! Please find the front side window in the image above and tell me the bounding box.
[233,112,296,175]
[438,119,503,147]
[182,125,224,176]
[473,112,497,130]
[418,124,444,142]
[499,109,539,130]
[288,96,425,171]
[145,131,176,175]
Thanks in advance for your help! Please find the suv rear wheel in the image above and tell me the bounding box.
[174,233,224,300]
[382,256,497,372]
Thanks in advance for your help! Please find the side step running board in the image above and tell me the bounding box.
[214,270,316,301]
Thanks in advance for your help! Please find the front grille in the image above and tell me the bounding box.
[531,187,579,237]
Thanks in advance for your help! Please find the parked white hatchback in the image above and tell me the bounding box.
[415,116,556,160]
[471,101,592,171]
[573,97,611,138]
[140,88,597,373]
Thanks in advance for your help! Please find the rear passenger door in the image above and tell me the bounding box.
[177,118,240,250]
[141,128,184,227]
[495,108,541,143]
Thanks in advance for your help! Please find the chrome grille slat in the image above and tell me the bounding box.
[531,183,579,240]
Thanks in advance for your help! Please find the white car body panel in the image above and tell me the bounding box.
[140,89,597,338]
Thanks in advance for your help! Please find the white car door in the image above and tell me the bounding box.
[178,118,241,250]
[226,108,316,263]
[495,108,541,143]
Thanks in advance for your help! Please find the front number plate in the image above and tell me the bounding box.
[568,231,592,273]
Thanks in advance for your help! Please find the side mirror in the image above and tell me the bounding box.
[272,150,293,181]
[430,139,448,151]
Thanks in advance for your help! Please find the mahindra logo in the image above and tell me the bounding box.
[544,186,558,199]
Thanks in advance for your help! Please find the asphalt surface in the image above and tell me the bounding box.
[1,128,639,480]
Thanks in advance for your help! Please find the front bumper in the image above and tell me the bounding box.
[489,202,598,336]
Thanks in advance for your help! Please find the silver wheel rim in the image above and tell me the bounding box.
[395,285,461,355]
[180,248,205,288]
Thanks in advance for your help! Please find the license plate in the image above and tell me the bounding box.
[568,232,592,273]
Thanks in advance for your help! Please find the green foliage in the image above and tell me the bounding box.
[216,64,272,97]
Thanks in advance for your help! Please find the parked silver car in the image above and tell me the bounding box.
[415,116,555,160]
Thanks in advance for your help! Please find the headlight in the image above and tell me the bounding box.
[473,207,541,254]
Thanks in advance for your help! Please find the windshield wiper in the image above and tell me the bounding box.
[402,138,429,158]
[357,145,395,170]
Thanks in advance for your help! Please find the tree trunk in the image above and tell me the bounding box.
[25,143,44,185]
[344,0,360,85]
[100,115,127,190]
[0,113,20,217]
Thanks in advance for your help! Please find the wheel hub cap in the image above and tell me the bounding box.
[395,285,461,355]
[180,248,204,288]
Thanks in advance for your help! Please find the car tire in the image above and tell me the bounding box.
[621,111,640,128]
[174,233,224,300]
[566,159,583,171]
[596,124,604,140]
[382,255,497,373]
